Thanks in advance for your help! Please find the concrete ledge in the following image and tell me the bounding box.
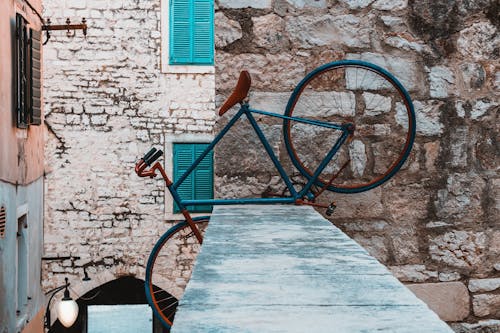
[172,205,453,333]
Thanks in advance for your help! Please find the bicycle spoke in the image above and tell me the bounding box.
[156,295,177,303]
[145,218,210,329]
[284,61,415,193]
[160,301,179,313]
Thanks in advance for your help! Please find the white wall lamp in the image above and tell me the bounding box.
[44,277,79,331]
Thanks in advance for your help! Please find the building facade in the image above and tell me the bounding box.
[0,0,46,332]
[41,0,216,328]
[41,0,498,332]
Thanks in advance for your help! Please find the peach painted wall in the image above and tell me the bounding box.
[0,0,44,185]
[21,307,45,333]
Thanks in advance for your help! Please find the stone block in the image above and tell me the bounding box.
[352,235,388,262]
[396,100,443,136]
[434,173,486,223]
[219,0,272,9]
[447,126,468,168]
[215,12,242,48]
[346,52,424,92]
[372,0,407,11]
[438,272,461,282]
[460,63,486,92]
[384,35,429,53]
[216,52,306,92]
[324,187,384,219]
[390,265,438,283]
[424,141,440,172]
[406,282,470,321]
[252,14,288,53]
[340,0,375,9]
[384,185,430,223]
[286,15,372,49]
[284,0,327,8]
[391,229,420,264]
[429,66,455,98]
[469,278,500,293]
[450,320,500,333]
[471,98,498,120]
[457,21,499,61]
[472,294,500,317]
[429,231,487,270]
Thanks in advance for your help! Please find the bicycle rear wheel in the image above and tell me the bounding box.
[145,216,210,330]
[283,60,416,194]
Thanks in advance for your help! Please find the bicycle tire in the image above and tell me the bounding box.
[145,216,210,330]
[283,60,416,194]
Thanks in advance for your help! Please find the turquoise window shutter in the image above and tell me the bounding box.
[173,144,213,213]
[169,0,214,65]
[193,144,213,212]
[192,0,214,64]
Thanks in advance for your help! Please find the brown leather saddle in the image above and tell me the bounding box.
[219,71,251,116]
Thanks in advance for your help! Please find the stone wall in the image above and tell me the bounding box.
[42,0,215,299]
[214,0,499,331]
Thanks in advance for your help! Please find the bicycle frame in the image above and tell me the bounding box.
[136,103,352,242]
[141,103,351,205]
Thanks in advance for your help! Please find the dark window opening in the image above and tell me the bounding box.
[16,214,28,315]
[49,277,170,333]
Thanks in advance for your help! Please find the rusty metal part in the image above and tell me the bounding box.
[42,18,87,45]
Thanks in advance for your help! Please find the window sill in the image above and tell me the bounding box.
[161,64,214,74]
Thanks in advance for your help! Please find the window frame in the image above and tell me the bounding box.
[160,0,215,74]
[164,133,214,220]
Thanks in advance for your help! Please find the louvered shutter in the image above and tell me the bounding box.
[16,14,29,128]
[173,144,194,213]
[192,0,214,64]
[173,144,213,213]
[193,144,213,212]
[170,0,191,64]
[30,29,42,125]
[169,0,214,65]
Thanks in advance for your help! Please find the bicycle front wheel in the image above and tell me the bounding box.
[145,216,210,330]
[283,60,416,194]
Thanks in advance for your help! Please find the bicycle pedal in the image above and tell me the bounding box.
[325,203,337,216]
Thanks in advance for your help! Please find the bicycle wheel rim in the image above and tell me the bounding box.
[145,216,210,329]
[283,60,416,194]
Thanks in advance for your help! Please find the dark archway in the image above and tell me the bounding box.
[49,276,171,333]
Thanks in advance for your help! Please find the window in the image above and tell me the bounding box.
[15,13,42,128]
[173,143,213,213]
[169,0,214,65]
[16,214,28,315]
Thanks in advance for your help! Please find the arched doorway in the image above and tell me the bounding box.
[49,277,171,333]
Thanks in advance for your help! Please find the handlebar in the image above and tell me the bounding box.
[135,147,171,185]
[143,147,163,166]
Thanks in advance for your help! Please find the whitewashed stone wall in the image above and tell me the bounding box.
[214,1,499,331]
[42,0,215,298]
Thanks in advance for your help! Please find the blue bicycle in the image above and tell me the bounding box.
[135,60,416,329]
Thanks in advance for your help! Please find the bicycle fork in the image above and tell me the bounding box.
[135,148,204,244]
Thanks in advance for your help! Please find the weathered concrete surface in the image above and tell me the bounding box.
[173,205,453,333]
